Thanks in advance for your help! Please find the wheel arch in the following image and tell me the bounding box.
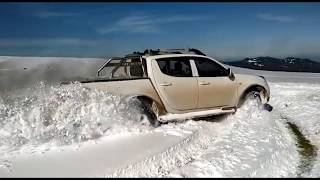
[124,94,167,116]
[237,84,268,107]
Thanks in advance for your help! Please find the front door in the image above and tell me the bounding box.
[193,57,237,109]
[152,56,198,110]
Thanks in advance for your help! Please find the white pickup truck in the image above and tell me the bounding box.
[79,48,272,127]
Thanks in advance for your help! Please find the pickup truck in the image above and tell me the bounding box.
[79,48,272,127]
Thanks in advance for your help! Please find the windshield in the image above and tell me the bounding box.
[97,57,147,79]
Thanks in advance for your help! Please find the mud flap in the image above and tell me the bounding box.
[263,103,273,112]
[259,91,273,112]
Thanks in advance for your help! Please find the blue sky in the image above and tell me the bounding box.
[0,2,320,61]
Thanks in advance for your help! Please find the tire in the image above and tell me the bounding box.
[241,91,273,112]
[139,99,161,127]
[240,90,263,108]
[246,91,262,102]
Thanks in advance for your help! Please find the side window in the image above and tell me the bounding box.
[157,57,192,77]
[98,58,146,78]
[194,57,228,77]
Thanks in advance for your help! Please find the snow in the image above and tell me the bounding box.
[268,82,320,177]
[230,65,320,83]
[169,99,299,177]
[247,59,257,63]
[0,132,192,177]
[0,56,320,177]
[253,62,264,67]
[0,82,154,153]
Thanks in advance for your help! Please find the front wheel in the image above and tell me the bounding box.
[241,91,273,112]
[139,99,161,127]
[238,91,260,108]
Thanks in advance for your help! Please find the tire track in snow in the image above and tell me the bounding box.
[269,82,320,177]
[108,116,235,177]
[109,130,203,177]
[168,100,299,177]
[110,99,301,177]
[269,83,320,177]
[282,116,317,177]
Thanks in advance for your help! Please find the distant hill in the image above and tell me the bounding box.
[224,56,320,73]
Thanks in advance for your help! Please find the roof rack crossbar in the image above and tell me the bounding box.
[129,48,206,56]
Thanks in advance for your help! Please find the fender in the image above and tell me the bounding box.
[122,94,167,116]
[237,84,269,107]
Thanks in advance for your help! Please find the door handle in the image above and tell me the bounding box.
[199,81,210,85]
[160,82,172,86]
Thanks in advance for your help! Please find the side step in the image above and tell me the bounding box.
[158,108,236,122]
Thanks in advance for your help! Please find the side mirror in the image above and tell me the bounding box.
[227,68,235,80]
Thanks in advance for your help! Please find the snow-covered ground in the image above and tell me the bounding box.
[0,56,319,177]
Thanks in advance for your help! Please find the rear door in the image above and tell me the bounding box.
[193,57,237,109]
[152,56,198,110]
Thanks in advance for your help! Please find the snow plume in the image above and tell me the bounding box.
[0,82,151,154]
[0,57,105,91]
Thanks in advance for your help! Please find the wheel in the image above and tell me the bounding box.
[241,91,273,112]
[239,90,263,108]
[139,99,161,127]
[246,91,261,101]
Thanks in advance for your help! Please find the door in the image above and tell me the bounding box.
[152,56,198,110]
[193,57,237,109]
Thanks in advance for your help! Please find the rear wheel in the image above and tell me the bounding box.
[139,99,161,127]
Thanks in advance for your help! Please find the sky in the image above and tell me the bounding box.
[0,2,320,61]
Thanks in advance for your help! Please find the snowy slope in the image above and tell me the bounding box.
[0,56,320,177]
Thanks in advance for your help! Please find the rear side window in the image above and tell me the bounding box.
[157,57,192,77]
[98,58,147,79]
[194,57,228,77]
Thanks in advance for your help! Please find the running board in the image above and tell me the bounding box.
[158,108,236,122]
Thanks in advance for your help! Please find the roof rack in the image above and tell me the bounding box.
[126,48,206,57]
